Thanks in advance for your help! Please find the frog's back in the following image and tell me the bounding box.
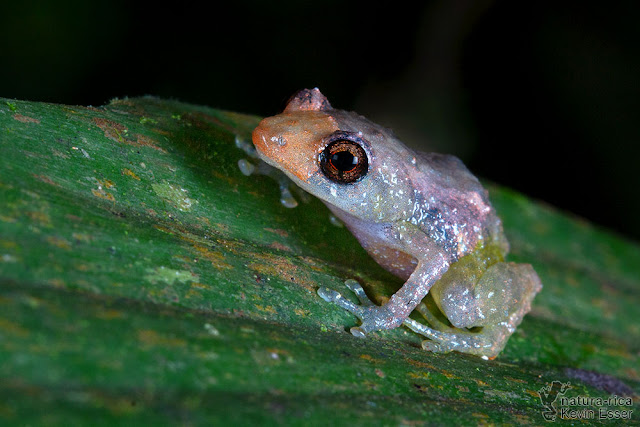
[410,151,508,259]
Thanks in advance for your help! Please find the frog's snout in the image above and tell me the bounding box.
[251,117,317,183]
[251,120,272,157]
[252,118,294,157]
[252,110,340,183]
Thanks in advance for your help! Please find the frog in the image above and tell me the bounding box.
[249,88,542,358]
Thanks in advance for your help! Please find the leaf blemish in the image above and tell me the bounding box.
[144,266,199,285]
[152,182,198,212]
[13,114,40,124]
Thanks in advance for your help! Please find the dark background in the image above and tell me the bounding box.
[1,0,638,241]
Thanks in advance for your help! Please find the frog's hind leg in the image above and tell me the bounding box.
[403,317,506,358]
[408,262,542,358]
[414,301,452,332]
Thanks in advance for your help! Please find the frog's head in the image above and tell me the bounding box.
[252,88,417,222]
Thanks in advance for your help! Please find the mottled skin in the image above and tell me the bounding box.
[251,88,542,358]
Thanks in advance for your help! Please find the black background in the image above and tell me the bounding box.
[1,0,638,241]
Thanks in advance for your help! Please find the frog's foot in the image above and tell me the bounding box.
[414,302,454,332]
[402,318,505,358]
[235,135,260,159]
[318,280,396,337]
[420,338,453,354]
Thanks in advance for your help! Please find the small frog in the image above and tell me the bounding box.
[251,88,542,358]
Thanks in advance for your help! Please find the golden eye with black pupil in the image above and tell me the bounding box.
[319,138,369,184]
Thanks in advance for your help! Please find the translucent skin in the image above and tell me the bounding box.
[252,88,542,358]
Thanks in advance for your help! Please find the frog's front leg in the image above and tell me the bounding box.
[236,136,305,208]
[318,256,449,336]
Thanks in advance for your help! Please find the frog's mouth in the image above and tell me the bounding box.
[251,110,339,183]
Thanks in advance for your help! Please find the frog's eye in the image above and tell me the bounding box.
[319,135,369,184]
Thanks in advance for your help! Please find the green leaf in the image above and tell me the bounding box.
[1,97,638,424]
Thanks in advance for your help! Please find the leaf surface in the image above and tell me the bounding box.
[1,97,638,424]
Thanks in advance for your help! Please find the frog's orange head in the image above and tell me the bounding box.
[252,88,340,183]
[253,89,418,221]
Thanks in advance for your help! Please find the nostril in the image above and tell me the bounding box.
[269,135,286,146]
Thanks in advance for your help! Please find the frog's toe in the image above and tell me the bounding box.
[237,159,256,176]
[421,340,452,353]
[344,279,375,306]
[317,287,340,302]
[278,183,298,208]
[317,287,363,315]
[349,326,367,338]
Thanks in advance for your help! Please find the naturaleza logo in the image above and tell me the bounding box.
[536,381,634,422]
